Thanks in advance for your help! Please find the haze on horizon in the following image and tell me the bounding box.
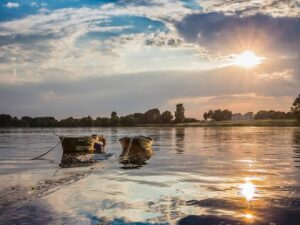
[0,0,299,119]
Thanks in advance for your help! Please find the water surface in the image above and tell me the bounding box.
[1,127,300,225]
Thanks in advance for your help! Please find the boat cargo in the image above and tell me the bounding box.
[59,134,106,167]
[119,136,154,165]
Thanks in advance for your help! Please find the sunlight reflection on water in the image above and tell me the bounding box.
[1,127,300,225]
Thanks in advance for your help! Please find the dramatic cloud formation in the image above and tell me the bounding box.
[0,0,299,118]
[176,13,300,57]
[5,2,19,9]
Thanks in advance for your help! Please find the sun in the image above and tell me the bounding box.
[233,51,264,68]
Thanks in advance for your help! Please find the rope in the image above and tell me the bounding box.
[120,137,134,161]
[31,140,61,160]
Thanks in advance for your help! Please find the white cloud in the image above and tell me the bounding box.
[5,2,19,8]
[199,0,300,17]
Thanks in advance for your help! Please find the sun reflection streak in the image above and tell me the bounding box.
[240,178,256,201]
[243,212,255,223]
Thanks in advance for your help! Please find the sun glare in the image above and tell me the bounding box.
[233,51,264,68]
[240,178,256,201]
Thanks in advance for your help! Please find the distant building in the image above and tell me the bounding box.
[231,112,254,121]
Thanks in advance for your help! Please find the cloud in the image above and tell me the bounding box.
[5,2,19,8]
[0,1,195,83]
[176,12,300,57]
[199,0,300,17]
[0,56,299,117]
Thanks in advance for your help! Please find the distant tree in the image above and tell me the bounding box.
[291,94,300,122]
[174,104,185,123]
[110,111,120,126]
[60,117,77,127]
[144,108,161,123]
[133,113,145,124]
[203,112,208,121]
[20,116,33,127]
[94,117,110,127]
[244,112,254,120]
[161,111,173,123]
[254,110,294,120]
[78,116,93,127]
[120,115,137,126]
[30,117,58,127]
[184,118,199,123]
[0,114,13,127]
[203,109,232,121]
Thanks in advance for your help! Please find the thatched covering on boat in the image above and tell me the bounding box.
[119,136,154,165]
[59,135,106,168]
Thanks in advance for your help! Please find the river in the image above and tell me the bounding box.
[1,127,300,225]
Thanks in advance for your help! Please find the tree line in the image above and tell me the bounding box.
[1,94,300,127]
[0,104,197,127]
[202,94,300,122]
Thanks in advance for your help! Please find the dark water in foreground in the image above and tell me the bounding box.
[1,127,300,225]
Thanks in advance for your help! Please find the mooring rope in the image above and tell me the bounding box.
[31,140,61,160]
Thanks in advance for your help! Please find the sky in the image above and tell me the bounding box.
[0,0,299,119]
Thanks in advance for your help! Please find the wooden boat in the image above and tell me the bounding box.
[59,134,106,167]
[119,136,154,165]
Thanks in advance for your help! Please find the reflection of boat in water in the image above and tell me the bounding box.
[59,135,106,168]
[119,136,154,165]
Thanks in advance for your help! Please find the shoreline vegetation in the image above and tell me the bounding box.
[1,94,300,128]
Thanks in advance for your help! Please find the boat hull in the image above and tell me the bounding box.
[119,136,154,165]
[59,135,106,168]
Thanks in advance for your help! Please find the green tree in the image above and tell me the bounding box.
[291,94,300,122]
[161,111,173,123]
[174,104,185,123]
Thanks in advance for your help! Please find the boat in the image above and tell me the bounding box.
[119,136,154,165]
[59,134,106,167]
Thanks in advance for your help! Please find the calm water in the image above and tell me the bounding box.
[1,127,300,225]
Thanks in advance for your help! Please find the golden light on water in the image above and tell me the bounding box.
[245,213,253,219]
[233,51,264,68]
[240,178,256,201]
[243,212,255,223]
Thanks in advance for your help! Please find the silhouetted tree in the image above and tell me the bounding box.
[110,111,120,126]
[184,118,199,123]
[60,117,77,127]
[133,113,145,124]
[144,108,161,123]
[254,110,294,120]
[203,112,208,121]
[0,114,13,127]
[161,111,173,123]
[203,109,232,121]
[291,94,300,122]
[30,117,58,127]
[174,104,185,123]
[94,117,110,127]
[78,116,93,127]
[120,115,137,126]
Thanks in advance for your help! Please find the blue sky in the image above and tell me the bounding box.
[0,0,299,118]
